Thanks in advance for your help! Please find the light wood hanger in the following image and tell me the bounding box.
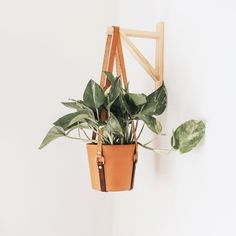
[107,22,164,88]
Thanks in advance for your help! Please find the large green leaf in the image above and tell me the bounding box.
[54,107,95,129]
[61,100,85,110]
[103,113,124,138]
[106,77,121,106]
[39,126,65,149]
[171,120,205,154]
[66,122,92,135]
[53,112,81,130]
[140,115,162,134]
[83,79,105,108]
[123,93,141,115]
[141,84,167,116]
[110,94,128,118]
[126,93,147,106]
[68,111,96,127]
[104,71,117,84]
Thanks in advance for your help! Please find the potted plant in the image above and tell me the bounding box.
[39,72,205,192]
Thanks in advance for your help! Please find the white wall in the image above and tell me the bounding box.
[114,0,236,236]
[1,0,236,235]
[0,0,115,235]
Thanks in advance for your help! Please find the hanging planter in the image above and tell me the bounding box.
[39,25,205,192]
[87,144,136,191]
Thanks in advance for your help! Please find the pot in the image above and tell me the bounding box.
[86,143,137,192]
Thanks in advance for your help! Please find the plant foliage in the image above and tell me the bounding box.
[39,72,205,154]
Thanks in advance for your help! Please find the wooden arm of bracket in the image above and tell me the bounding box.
[107,27,159,39]
[120,32,158,81]
[107,22,164,87]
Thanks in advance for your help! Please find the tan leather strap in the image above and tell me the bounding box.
[97,27,119,157]
[100,35,112,88]
[131,122,138,161]
[115,49,121,77]
[97,26,120,163]
[130,159,137,189]
[92,34,112,141]
[96,128,106,191]
[97,26,138,191]
[117,36,138,160]
[97,160,106,192]
[103,26,120,90]
[98,26,138,156]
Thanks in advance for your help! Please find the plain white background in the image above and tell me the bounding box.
[114,0,236,236]
[1,0,236,236]
[0,0,115,235]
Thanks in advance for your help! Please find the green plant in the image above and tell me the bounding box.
[39,72,205,154]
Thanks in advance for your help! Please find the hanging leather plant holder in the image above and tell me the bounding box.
[86,26,138,192]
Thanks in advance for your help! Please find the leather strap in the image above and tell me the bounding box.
[97,26,138,191]
[100,35,112,88]
[97,161,106,191]
[103,26,120,90]
[115,49,122,77]
[92,35,112,142]
[130,160,137,189]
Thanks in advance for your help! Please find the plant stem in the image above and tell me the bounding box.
[135,120,139,131]
[96,108,100,122]
[143,137,158,146]
[138,142,173,155]
[66,135,97,143]
[137,123,145,140]
[125,120,129,143]
[107,97,111,118]
[81,128,90,140]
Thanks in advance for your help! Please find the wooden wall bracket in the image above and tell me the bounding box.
[107,22,164,88]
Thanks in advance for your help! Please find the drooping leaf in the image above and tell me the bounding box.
[39,126,65,149]
[83,79,105,108]
[61,100,86,110]
[140,115,162,134]
[68,111,96,127]
[66,122,92,135]
[61,102,82,110]
[53,112,81,130]
[141,84,167,116]
[171,120,205,154]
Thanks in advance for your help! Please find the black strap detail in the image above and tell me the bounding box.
[130,160,137,190]
[97,162,106,192]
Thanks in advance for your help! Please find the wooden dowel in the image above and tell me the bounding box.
[120,32,158,81]
[107,27,159,39]
[157,22,164,86]
[116,35,128,86]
